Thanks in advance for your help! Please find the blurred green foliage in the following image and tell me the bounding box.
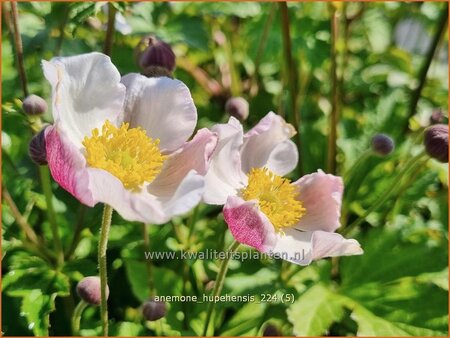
[1,2,448,336]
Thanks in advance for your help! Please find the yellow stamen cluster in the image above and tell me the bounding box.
[82,121,166,191]
[241,167,305,232]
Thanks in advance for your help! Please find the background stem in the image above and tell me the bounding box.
[279,2,303,175]
[327,4,340,175]
[202,240,240,336]
[71,300,88,336]
[405,2,448,132]
[98,204,113,336]
[39,166,64,265]
[103,3,116,56]
[10,1,28,97]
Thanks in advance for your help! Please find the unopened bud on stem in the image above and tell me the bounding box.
[371,134,394,156]
[424,124,448,163]
[22,95,48,116]
[76,276,109,306]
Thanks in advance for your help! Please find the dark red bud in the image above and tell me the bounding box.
[136,36,176,76]
[142,297,167,321]
[225,97,249,121]
[22,95,48,115]
[424,124,448,163]
[371,134,395,156]
[76,276,109,306]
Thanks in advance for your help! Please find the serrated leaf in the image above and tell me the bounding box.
[20,290,56,336]
[287,284,345,336]
[352,305,410,336]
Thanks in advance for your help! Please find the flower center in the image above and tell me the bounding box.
[82,121,166,191]
[241,168,306,232]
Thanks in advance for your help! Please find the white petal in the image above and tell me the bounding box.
[203,117,248,205]
[271,228,314,266]
[311,231,363,260]
[271,229,363,266]
[42,52,126,147]
[121,73,197,152]
[241,112,298,175]
[87,168,168,224]
[265,140,299,176]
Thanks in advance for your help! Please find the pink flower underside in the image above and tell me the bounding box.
[223,196,276,253]
[45,126,94,206]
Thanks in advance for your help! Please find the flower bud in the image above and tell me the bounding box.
[263,323,280,336]
[76,276,109,306]
[424,124,448,163]
[371,134,394,156]
[136,36,176,75]
[429,109,445,125]
[225,97,249,121]
[142,297,167,321]
[28,127,48,165]
[22,95,48,116]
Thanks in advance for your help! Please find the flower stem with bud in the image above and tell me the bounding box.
[72,300,88,336]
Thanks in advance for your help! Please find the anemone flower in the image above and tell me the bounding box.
[203,113,362,265]
[43,52,217,224]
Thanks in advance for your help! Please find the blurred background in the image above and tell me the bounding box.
[2,2,448,336]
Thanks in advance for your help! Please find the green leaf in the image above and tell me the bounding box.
[351,305,410,336]
[287,284,345,336]
[20,290,56,336]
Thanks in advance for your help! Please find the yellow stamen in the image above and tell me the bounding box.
[82,121,166,191]
[241,167,305,232]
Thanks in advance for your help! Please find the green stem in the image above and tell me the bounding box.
[343,151,427,235]
[103,3,116,56]
[327,4,340,175]
[202,240,240,336]
[98,204,113,336]
[142,223,154,297]
[343,149,373,184]
[249,3,276,96]
[405,2,448,133]
[39,166,64,265]
[279,1,303,175]
[72,300,88,336]
[9,1,28,97]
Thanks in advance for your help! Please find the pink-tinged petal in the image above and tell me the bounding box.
[45,125,94,206]
[121,73,197,152]
[241,112,298,175]
[270,229,363,266]
[148,128,218,198]
[86,169,168,224]
[203,117,248,205]
[293,170,344,232]
[42,53,126,147]
[223,196,277,253]
[311,231,363,260]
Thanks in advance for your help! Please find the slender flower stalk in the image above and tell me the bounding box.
[39,166,64,265]
[71,300,88,336]
[406,2,448,133]
[202,240,240,336]
[142,223,155,297]
[98,204,113,336]
[343,151,427,235]
[9,1,28,97]
[103,3,117,56]
[249,3,276,96]
[279,2,303,175]
[327,4,340,175]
